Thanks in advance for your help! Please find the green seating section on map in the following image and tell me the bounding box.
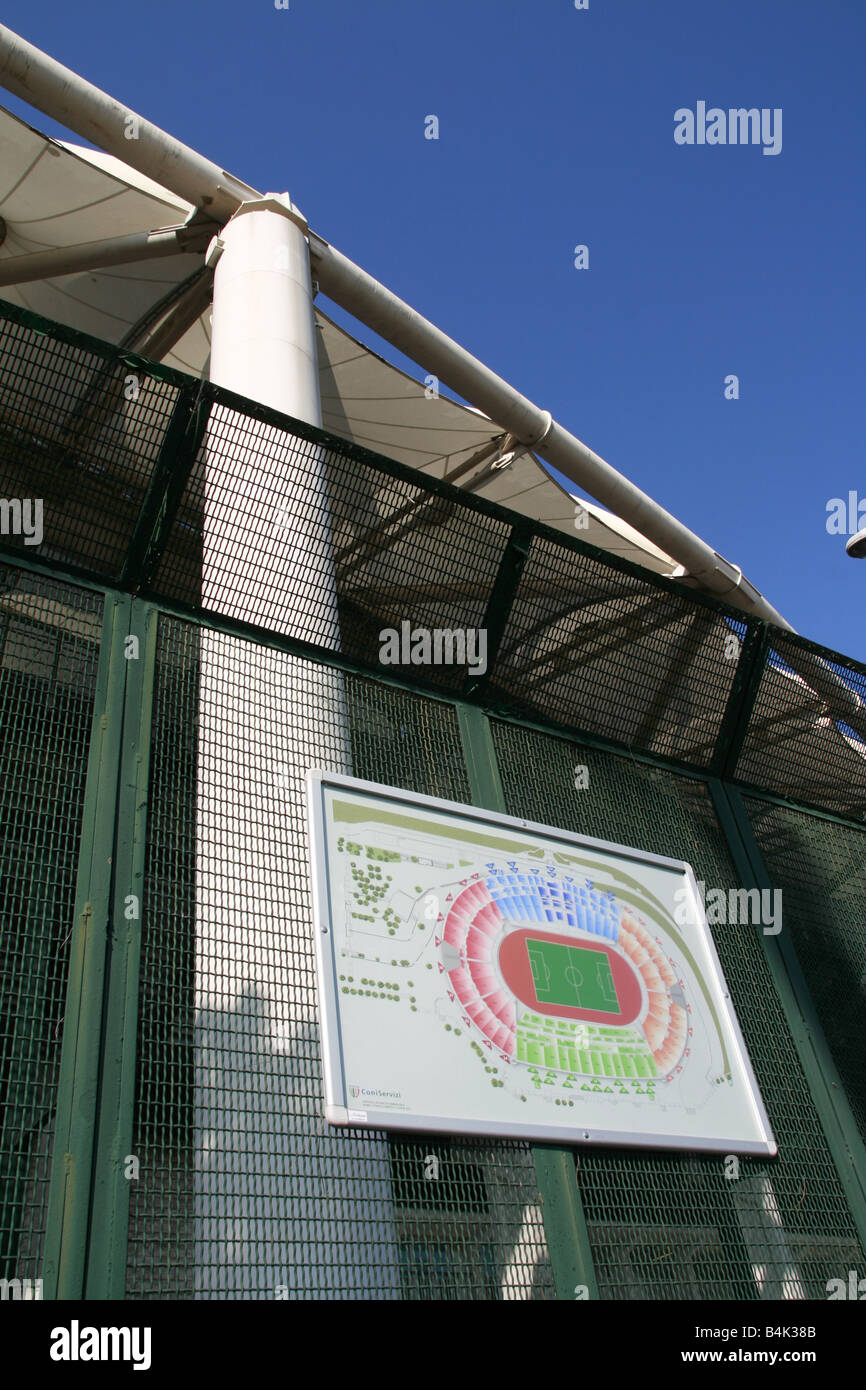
[516,1014,658,1078]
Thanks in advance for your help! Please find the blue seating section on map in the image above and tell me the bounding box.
[483,872,620,939]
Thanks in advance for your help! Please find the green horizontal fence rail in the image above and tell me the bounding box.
[0,298,865,1299]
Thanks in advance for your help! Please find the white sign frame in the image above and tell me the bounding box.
[307,770,777,1156]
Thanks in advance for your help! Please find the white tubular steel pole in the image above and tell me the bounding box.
[208,199,321,425]
[196,196,400,1298]
[308,235,782,622]
[127,269,214,361]
[307,235,864,723]
[0,24,256,220]
[0,225,213,286]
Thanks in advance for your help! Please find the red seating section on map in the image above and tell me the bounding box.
[444,883,515,1054]
[619,911,686,1073]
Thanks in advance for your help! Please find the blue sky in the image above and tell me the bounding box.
[2,0,864,659]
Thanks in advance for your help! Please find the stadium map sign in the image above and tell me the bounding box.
[307,772,777,1155]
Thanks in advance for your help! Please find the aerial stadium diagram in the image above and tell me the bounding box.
[308,773,777,1154]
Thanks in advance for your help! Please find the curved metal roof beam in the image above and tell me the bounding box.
[126,266,214,361]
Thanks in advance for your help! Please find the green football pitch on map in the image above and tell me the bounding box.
[527,939,620,1014]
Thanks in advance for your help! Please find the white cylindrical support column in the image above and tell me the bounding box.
[200,198,339,644]
[194,196,400,1298]
[208,196,321,424]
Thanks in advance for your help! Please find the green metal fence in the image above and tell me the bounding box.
[122,623,554,1299]
[742,797,866,1145]
[0,570,104,1288]
[1,297,865,1299]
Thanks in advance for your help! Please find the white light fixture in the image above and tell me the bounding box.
[846,526,866,559]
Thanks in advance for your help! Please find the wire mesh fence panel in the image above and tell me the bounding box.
[127,616,554,1298]
[386,1134,551,1300]
[744,797,866,1145]
[326,452,511,694]
[3,300,866,1303]
[736,638,866,820]
[490,719,865,1299]
[151,402,512,693]
[0,309,180,580]
[487,533,742,765]
[2,301,865,826]
[0,565,103,1286]
[344,676,554,1300]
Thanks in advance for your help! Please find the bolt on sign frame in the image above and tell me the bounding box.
[307,769,777,1156]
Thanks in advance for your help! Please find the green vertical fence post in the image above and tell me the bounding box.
[42,593,131,1301]
[85,600,158,1298]
[455,701,599,1300]
[710,779,866,1256]
[710,621,770,778]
